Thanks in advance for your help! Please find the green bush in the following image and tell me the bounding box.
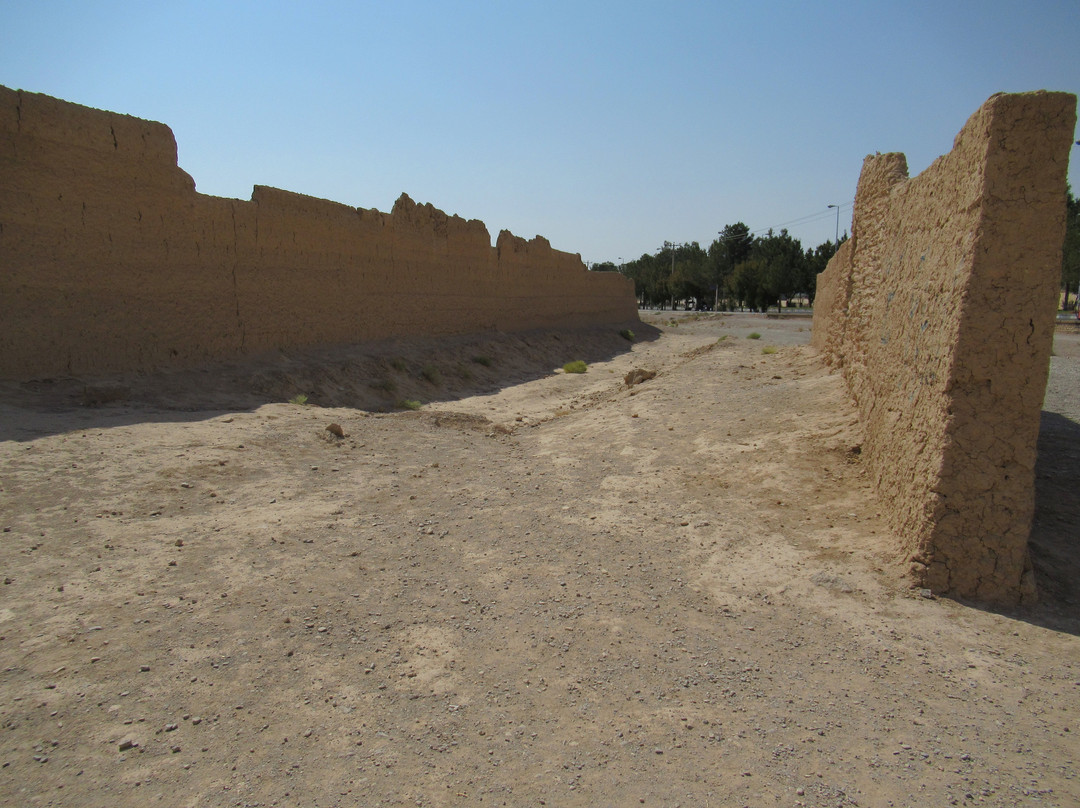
[746,332,761,340]
[563,360,588,374]
[397,399,422,410]
[420,364,441,385]
[288,394,309,406]
[619,328,635,342]
[762,345,778,354]
[471,355,494,367]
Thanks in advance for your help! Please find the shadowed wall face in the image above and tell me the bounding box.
[812,91,1076,606]
[0,86,638,380]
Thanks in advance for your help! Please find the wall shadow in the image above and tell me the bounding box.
[0,322,658,442]
[1020,410,1080,634]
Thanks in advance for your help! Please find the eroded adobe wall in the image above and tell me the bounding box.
[0,86,637,380]
[812,91,1076,605]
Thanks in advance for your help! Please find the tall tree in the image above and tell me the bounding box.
[670,242,710,308]
[803,235,846,306]
[620,252,668,308]
[709,223,753,310]
[730,258,767,311]
[748,228,806,311]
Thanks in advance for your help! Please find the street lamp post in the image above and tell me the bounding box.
[827,204,840,244]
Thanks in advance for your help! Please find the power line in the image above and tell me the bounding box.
[744,202,853,239]
[707,203,852,246]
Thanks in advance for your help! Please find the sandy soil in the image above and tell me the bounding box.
[1,312,1078,808]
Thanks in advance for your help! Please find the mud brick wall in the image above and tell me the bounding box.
[812,92,1076,605]
[0,86,637,380]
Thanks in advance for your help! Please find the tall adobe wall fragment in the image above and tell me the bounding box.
[812,91,1076,606]
[0,86,638,379]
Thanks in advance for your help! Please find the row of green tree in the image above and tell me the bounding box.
[592,224,844,312]
[594,189,1080,313]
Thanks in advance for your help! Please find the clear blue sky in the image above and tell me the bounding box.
[2,1,1078,265]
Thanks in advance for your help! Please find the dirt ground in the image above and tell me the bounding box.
[1,312,1078,808]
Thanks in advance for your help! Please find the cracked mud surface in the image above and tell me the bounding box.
[1,313,1077,807]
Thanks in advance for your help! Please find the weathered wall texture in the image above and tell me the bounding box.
[812,91,1076,606]
[0,86,638,380]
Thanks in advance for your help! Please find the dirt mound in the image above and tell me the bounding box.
[0,324,656,424]
[623,368,657,387]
